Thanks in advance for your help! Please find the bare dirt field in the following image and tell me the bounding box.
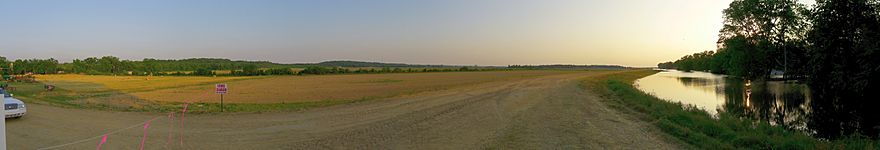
[7,70,678,149]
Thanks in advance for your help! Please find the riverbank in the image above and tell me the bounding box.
[581,69,879,149]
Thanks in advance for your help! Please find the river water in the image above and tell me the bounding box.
[635,70,812,130]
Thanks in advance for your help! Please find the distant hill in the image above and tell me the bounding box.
[314,60,462,68]
[2,54,630,76]
[158,58,302,68]
[507,64,629,70]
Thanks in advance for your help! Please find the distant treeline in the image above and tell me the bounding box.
[0,56,499,76]
[0,57,61,75]
[659,0,880,140]
[508,64,628,70]
[0,56,302,76]
[297,66,482,75]
[314,61,463,68]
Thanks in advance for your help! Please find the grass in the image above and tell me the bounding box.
[582,70,880,149]
[3,80,377,113]
[35,74,259,93]
[2,75,259,111]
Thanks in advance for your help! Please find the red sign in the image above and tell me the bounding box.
[215,84,228,94]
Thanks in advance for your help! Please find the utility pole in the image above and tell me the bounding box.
[1,63,7,149]
[220,94,224,112]
[1,100,5,150]
[1,64,9,150]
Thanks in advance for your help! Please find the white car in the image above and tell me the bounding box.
[1,89,26,119]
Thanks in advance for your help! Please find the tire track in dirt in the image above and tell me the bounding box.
[8,71,678,149]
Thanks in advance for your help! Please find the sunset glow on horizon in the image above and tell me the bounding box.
[0,0,815,67]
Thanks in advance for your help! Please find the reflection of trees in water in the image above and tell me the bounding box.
[721,78,747,116]
[677,77,725,94]
[677,77,718,87]
[720,78,810,132]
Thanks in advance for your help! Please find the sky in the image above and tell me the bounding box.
[0,0,815,67]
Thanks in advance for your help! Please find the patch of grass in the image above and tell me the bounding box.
[4,80,378,113]
[582,70,879,149]
[35,74,259,93]
[3,81,159,111]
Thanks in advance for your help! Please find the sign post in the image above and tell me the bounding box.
[215,84,228,112]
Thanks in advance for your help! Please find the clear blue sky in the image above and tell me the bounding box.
[0,0,814,67]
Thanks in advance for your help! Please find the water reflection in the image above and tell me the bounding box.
[634,70,727,114]
[636,70,811,131]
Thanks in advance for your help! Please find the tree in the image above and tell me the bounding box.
[265,68,293,75]
[657,61,675,69]
[237,64,263,76]
[719,0,809,78]
[805,0,880,139]
[298,66,333,75]
[192,68,215,76]
[666,51,717,72]
[709,50,729,74]
[0,56,7,74]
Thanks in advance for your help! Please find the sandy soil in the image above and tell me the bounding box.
[7,71,678,149]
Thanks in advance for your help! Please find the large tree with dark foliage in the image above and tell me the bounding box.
[717,0,809,78]
[664,0,809,77]
[806,0,880,139]
[0,56,8,74]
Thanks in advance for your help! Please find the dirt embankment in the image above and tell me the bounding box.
[8,71,678,149]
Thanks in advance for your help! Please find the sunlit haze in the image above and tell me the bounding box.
[0,0,815,67]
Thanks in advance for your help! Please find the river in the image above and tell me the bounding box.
[635,69,812,131]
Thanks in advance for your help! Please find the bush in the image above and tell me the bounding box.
[265,68,293,75]
[192,68,215,76]
[298,66,334,75]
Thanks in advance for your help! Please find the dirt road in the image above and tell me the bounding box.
[7,71,678,149]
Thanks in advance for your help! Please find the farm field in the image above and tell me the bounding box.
[35,74,258,93]
[12,71,584,111]
[6,75,260,110]
[6,70,680,149]
[132,70,577,103]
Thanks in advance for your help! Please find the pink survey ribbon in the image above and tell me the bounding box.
[180,103,189,147]
[96,134,108,150]
[140,120,152,150]
[165,112,175,148]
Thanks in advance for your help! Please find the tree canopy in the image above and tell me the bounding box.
[805,0,880,139]
[661,0,880,140]
[660,0,809,79]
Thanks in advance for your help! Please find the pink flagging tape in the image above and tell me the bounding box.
[139,120,152,150]
[96,134,108,150]
[165,112,175,148]
[37,101,193,150]
[180,103,190,147]
[37,116,164,150]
